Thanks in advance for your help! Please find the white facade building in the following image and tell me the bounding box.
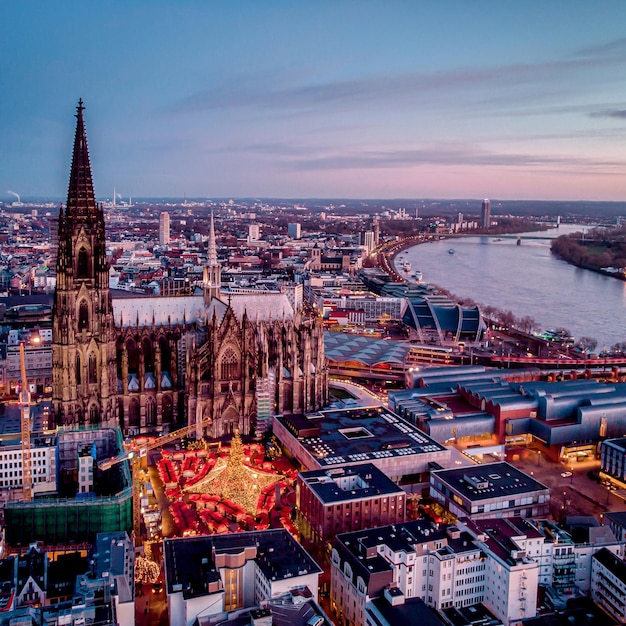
[591,548,626,624]
[331,521,486,626]
[0,438,56,493]
[159,211,171,245]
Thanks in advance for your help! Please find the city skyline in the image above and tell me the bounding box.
[2,1,626,201]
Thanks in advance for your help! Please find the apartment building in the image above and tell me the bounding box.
[0,435,56,494]
[330,520,485,626]
[591,548,626,624]
[462,518,539,625]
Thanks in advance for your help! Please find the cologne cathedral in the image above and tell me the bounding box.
[51,101,328,438]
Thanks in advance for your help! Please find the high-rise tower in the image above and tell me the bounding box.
[51,100,118,428]
[481,199,491,229]
[159,211,170,246]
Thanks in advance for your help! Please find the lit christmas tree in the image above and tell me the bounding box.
[186,430,280,513]
[135,555,160,584]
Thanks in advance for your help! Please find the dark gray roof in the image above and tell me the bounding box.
[593,547,626,582]
[604,510,626,528]
[369,596,445,626]
[299,463,404,505]
[432,462,548,502]
[280,407,446,468]
[164,529,321,600]
[325,331,412,367]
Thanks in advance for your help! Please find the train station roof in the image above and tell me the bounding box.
[324,331,412,367]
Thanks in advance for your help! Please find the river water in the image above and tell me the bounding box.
[397,224,626,350]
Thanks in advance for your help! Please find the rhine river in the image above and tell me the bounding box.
[398,224,626,350]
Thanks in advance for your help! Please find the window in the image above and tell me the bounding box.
[78,301,89,331]
[220,347,240,380]
[77,247,90,278]
[146,399,156,426]
[88,353,97,384]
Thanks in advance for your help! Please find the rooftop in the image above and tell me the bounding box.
[324,331,412,367]
[369,596,444,626]
[593,547,626,582]
[298,463,404,505]
[164,529,321,600]
[432,461,548,502]
[336,520,477,580]
[279,407,446,468]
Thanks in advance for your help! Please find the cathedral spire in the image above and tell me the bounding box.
[52,100,117,429]
[207,210,218,266]
[203,210,221,304]
[66,99,98,223]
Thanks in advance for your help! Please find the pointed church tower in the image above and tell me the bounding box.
[51,100,118,428]
[202,210,221,304]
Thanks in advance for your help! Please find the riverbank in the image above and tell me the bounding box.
[396,226,625,348]
[550,225,626,281]
[551,252,626,282]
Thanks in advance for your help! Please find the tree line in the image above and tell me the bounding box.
[551,223,626,271]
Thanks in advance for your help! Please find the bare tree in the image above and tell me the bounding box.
[577,337,598,353]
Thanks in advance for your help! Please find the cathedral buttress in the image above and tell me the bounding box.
[51,100,118,428]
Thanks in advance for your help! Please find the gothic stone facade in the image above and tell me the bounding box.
[52,101,328,438]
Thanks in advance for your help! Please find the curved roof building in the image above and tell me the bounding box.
[359,269,486,344]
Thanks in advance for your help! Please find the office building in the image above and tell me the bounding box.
[164,529,322,626]
[288,222,301,239]
[481,199,491,229]
[430,462,550,521]
[296,463,406,546]
[331,520,486,626]
[274,407,449,485]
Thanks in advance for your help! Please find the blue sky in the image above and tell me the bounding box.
[2,1,626,201]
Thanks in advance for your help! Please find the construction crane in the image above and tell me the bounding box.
[19,341,32,502]
[19,331,42,502]
[98,416,215,543]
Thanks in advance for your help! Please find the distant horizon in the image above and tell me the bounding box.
[4,195,626,207]
[2,3,626,201]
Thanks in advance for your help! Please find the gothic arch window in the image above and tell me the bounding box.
[159,337,171,371]
[78,301,89,332]
[142,337,154,371]
[162,395,173,425]
[126,338,139,373]
[77,247,90,279]
[89,404,99,424]
[88,353,97,384]
[75,354,81,385]
[220,347,240,380]
[129,398,140,427]
[146,398,156,426]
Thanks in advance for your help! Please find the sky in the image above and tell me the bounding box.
[2,1,626,202]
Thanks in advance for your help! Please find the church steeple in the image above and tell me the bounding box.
[207,210,218,266]
[66,99,98,224]
[203,210,221,303]
[51,100,118,429]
